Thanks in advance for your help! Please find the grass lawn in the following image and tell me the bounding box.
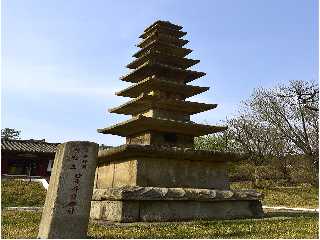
[1,180,46,207]
[1,210,318,239]
[2,180,318,209]
[230,182,319,209]
[1,180,319,238]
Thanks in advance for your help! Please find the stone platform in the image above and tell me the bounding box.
[90,186,264,222]
[95,145,239,190]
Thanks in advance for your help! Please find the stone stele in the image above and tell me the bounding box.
[38,141,98,239]
[92,20,264,222]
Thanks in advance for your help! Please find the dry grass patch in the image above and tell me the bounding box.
[231,182,318,209]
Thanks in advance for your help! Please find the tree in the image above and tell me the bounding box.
[226,115,274,165]
[195,133,228,151]
[193,80,318,184]
[239,80,319,184]
[1,128,21,140]
[196,80,318,184]
[250,80,319,171]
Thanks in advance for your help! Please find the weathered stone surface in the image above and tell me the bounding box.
[126,130,194,148]
[90,199,264,222]
[137,157,229,189]
[92,186,263,201]
[95,157,229,189]
[38,141,98,239]
[139,200,263,222]
[90,201,139,222]
[95,159,138,189]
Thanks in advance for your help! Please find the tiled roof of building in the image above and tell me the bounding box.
[1,139,59,154]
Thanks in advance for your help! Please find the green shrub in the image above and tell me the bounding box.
[287,156,318,184]
[254,165,284,180]
[228,162,255,181]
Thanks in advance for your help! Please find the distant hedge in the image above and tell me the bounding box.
[228,156,318,186]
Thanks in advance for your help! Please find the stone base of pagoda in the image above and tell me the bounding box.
[90,187,264,222]
[95,144,240,190]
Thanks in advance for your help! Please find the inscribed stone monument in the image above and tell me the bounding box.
[38,141,98,238]
[90,20,264,222]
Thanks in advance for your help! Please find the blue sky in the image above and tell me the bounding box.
[1,0,318,145]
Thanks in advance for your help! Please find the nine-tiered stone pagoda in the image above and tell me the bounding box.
[91,20,263,222]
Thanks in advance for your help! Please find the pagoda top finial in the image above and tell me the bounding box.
[144,20,183,32]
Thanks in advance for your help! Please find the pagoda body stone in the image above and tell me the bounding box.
[91,20,263,222]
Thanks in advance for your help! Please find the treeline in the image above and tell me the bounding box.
[195,80,319,186]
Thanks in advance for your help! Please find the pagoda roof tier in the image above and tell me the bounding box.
[137,32,189,48]
[109,95,217,115]
[127,50,199,69]
[144,21,183,33]
[97,115,227,137]
[116,77,209,98]
[120,61,206,83]
[133,40,192,58]
[140,27,187,39]
[98,144,240,163]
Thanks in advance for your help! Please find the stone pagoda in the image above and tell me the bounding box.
[91,20,263,222]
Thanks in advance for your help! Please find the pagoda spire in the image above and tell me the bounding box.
[93,21,264,223]
[98,20,226,148]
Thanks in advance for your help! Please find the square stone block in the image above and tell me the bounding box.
[95,157,229,189]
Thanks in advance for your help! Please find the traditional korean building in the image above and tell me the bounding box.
[1,139,113,180]
[1,139,59,179]
[91,20,263,222]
